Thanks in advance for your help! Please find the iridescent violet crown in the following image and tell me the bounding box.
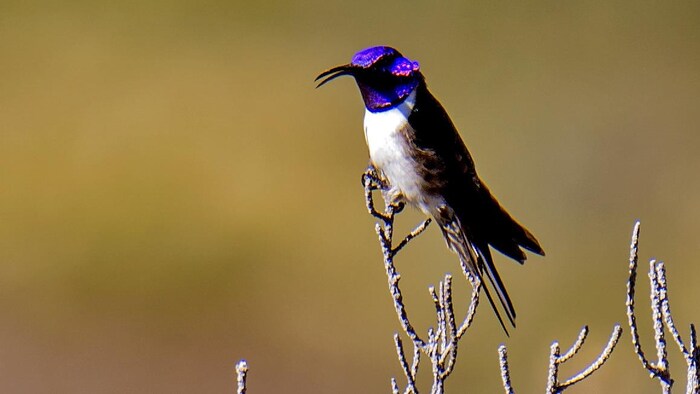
[316,46,423,112]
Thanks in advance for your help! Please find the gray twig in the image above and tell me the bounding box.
[498,344,514,394]
[626,222,672,390]
[656,261,687,357]
[626,222,673,392]
[545,325,623,393]
[394,334,419,393]
[654,259,699,394]
[363,167,481,394]
[625,220,700,393]
[688,324,699,393]
[559,325,588,363]
[235,360,248,394]
[391,378,401,394]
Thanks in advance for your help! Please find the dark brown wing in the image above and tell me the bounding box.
[407,82,544,328]
[407,83,544,261]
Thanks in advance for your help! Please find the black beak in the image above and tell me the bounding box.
[315,64,356,88]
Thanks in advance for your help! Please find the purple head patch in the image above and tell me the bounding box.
[350,46,420,77]
[316,46,423,112]
[351,46,398,68]
[389,57,420,77]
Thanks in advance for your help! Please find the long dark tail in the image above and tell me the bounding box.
[475,242,516,329]
[438,214,515,335]
[476,182,545,263]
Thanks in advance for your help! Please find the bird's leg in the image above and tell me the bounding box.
[362,164,405,219]
[361,164,389,191]
[383,187,406,215]
[362,165,392,221]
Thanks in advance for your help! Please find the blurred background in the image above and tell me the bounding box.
[1,1,699,392]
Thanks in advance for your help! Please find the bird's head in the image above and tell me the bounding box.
[316,46,423,112]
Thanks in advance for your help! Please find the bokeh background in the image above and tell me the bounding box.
[1,1,699,392]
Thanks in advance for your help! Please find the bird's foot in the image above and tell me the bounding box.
[362,166,405,221]
[361,165,389,191]
[382,188,405,215]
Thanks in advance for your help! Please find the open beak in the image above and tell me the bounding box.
[315,64,356,88]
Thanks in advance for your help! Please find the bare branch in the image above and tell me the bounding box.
[546,341,561,393]
[394,334,418,393]
[362,203,698,393]
[559,325,589,363]
[365,172,427,349]
[498,344,514,394]
[626,221,657,374]
[456,280,481,341]
[688,324,699,393]
[427,327,444,394]
[649,259,670,380]
[363,167,484,393]
[429,285,446,353]
[443,276,457,341]
[393,219,432,256]
[362,166,392,222]
[409,337,422,388]
[558,325,623,390]
[545,326,622,393]
[235,360,248,394]
[653,259,700,393]
[655,260,688,357]
[391,378,400,394]
[381,249,425,348]
[441,280,481,377]
[626,221,673,391]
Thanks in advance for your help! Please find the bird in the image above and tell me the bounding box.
[315,46,544,333]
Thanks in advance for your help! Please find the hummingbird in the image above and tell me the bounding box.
[315,46,544,332]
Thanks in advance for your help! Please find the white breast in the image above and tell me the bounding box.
[363,90,427,207]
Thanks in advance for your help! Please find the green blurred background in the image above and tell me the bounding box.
[1,1,699,392]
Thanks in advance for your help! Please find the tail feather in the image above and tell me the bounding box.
[476,244,516,324]
[438,212,515,334]
[479,275,512,336]
[489,238,526,264]
[487,215,545,261]
[475,181,545,260]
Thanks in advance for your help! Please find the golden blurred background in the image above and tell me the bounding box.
[1,1,699,392]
